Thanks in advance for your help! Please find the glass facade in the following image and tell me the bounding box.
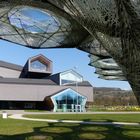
[51,88,87,112]
[31,60,47,71]
[60,70,83,85]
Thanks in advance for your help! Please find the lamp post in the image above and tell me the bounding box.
[73,66,79,112]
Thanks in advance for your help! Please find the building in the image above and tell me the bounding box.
[0,54,93,112]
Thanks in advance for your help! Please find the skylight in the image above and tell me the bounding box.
[8,6,60,33]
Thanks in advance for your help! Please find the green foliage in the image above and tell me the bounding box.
[88,105,140,112]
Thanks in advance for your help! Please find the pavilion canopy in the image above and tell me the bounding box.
[0,0,125,81]
[0,0,89,48]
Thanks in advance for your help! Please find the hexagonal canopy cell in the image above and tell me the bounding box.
[8,6,60,34]
[0,1,88,48]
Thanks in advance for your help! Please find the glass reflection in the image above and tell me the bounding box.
[31,60,47,71]
[61,79,76,85]
[52,89,87,112]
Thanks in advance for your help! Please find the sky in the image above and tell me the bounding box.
[0,39,131,90]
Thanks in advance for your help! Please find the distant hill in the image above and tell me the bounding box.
[94,87,122,91]
[93,87,138,106]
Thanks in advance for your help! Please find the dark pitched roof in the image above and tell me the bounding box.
[0,78,57,85]
[0,60,23,71]
[65,81,93,87]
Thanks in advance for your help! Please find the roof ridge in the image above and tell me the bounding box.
[0,60,23,71]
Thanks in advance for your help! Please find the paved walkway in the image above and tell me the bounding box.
[1,110,140,115]
[8,114,140,126]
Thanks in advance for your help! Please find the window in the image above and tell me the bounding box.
[24,103,35,109]
[61,79,76,85]
[30,60,48,71]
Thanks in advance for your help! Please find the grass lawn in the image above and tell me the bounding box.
[0,114,140,140]
[24,114,140,123]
